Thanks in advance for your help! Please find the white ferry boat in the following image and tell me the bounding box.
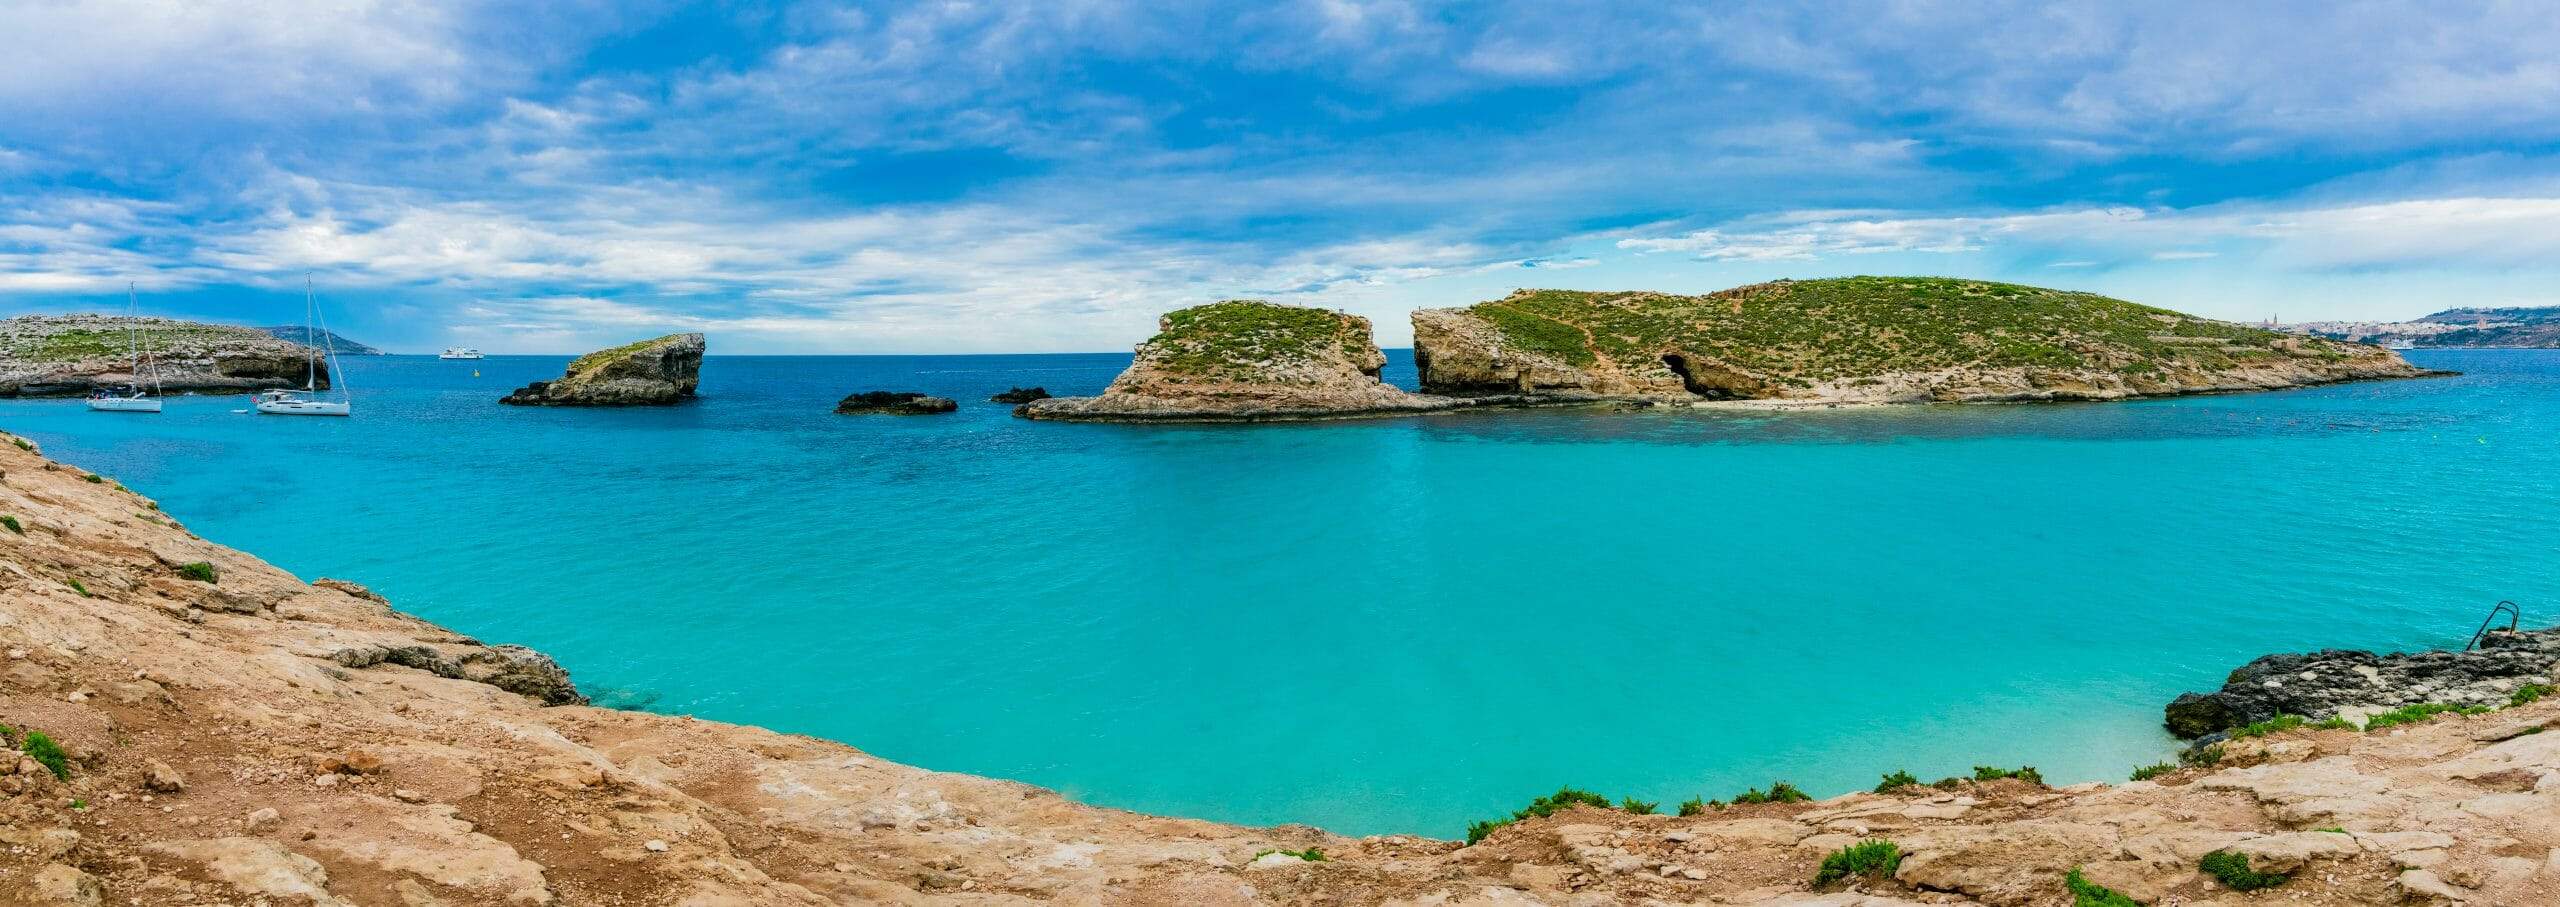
[439,347,485,360]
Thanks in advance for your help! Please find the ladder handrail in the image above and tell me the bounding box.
[2465,600,2522,651]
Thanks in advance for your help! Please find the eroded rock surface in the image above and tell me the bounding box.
[1022,301,1462,422]
[2165,625,2560,736]
[3,431,2556,905]
[499,333,703,406]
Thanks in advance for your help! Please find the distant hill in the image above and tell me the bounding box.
[2286,305,2560,348]
[259,325,385,355]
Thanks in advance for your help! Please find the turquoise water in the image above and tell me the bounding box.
[7,350,2556,836]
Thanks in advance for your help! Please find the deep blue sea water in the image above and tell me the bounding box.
[5,349,2555,837]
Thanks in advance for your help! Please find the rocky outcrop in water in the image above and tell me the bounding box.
[989,386,1051,404]
[2164,625,2560,737]
[835,391,957,414]
[4,431,2559,904]
[1413,278,2441,405]
[499,332,703,406]
[1022,300,1461,422]
[0,315,326,397]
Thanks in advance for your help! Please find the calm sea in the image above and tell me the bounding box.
[6,349,2553,836]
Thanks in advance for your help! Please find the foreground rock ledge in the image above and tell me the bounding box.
[500,332,704,406]
[2,435,2555,905]
[1021,300,1464,422]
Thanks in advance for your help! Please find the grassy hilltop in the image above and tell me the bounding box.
[1462,276,2329,382]
[1138,300,1381,384]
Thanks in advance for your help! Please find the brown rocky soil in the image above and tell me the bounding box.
[1,434,2554,905]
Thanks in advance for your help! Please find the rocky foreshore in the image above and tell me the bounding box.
[499,333,703,406]
[0,315,326,397]
[3,434,2556,904]
[2165,625,2560,738]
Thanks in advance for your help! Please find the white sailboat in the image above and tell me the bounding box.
[86,283,163,413]
[255,277,352,416]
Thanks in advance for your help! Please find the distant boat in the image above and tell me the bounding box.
[2384,339,2417,350]
[86,283,163,413]
[439,347,485,360]
[255,277,353,417]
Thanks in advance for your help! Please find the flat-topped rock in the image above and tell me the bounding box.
[1021,300,1460,422]
[1413,278,2442,405]
[835,391,957,414]
[0,314,326,396]
[500,333,703,406]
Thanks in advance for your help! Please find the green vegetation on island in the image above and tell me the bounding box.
[1140,300,1377,382]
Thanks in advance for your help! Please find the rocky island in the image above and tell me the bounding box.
[0,315,326,397]
[0,436,2555,904]
[499,333,703,406]
[1415,277,2438,405]
[1020,300,1461,422]
[834,391,957,414]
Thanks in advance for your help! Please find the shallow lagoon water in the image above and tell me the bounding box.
[7,349,2554,836]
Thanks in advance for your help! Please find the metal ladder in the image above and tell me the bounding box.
[2464,600,2522,651]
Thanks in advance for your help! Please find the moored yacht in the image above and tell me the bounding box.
[86,284,163,413]
[255,276,354,417]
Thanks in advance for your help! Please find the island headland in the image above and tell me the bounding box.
[0,315,329,397]
[1028,278,2443,422]
[499,333,704,407]
[1,436,2552,905]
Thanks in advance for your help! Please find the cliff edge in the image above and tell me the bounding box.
[1414,278,2440,405]
[500,333,703,406]
[0,315,326,397]
[1,435,2553,905]
[1021,301,1459,422]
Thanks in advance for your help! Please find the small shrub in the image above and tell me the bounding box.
[1253,846,1325,862]
[1466,786,1618,845]
[177,562,218,583]
[2364,702,2484,731]
[1813,839,1902,886]
[2228,714,2307,739]
[1732,780,1811,804]
[0,515,18,534]
[1875,770,1918,792]
[1929,776,1965,790]
[1676,796,1709,816]
[1618,796,1657,815]
[65,579,89,598]
[82,474,103,484]
[2179,744,2224,767]
[2128,762,2176,781]
[1464,819,1507,845]
[1971,765,2043,784]
[2317,826,2346,834]
[19,729,69,780]
[2513,684,2552,707]
[11,438,30,451]
[2199,849,2288,891]
[2065,868,2140,907]
[2312,717,2358,730]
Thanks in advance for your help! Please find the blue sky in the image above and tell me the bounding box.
[7,1,2560,353]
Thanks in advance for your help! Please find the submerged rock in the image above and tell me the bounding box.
[989,386,1051,404]
[1412,278,2441,405]
[835,391,958,414]
[1022,300,1461,422]
[2164,625,2560,737]
[500,333,703,406]
[0,314,329,397]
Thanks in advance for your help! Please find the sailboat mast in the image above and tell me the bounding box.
[303,275,317,392]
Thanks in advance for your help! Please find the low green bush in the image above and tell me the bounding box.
[0,515,18,534]
[2513,684,2552,707]
[1676,796,1709,816]
[1465,786,1618,845]
[2312,716,2357,730]
[2199,850,2288,891]
[2228,714,2307,739]
[2065,868,2140,906]
[1874,770,1918,792]
[2364,702,2489,731]
[177,562,218,583]
[1971,765,2043,784]
[1812,839,1902,886]
[1618,796,1657,815]
[1252,846,1325,862]
[11,438,31,451]
[2128,762,2176,781]
[82,474,103,484]
[19,729,69,780]
[2179,744,2224,767]
[65,579,89,598]
[1732,780,1811,804]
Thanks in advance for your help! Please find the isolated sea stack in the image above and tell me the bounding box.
[500,332,704,406]
[1022,300,1458,422]
[0,314,326,397]
[1412,277,2440,405]
[835,391,957,414]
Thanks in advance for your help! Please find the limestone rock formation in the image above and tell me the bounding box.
[5,432,2559,905]
[499,333,703,406]
[834,391,958,415]
[1022,300,1460,422]
[1413,278,2442,405]
[0,315,327,397]
[2164,625,2560,737]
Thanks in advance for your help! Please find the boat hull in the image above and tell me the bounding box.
[254,400,350,416]
[85,397,162,413]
